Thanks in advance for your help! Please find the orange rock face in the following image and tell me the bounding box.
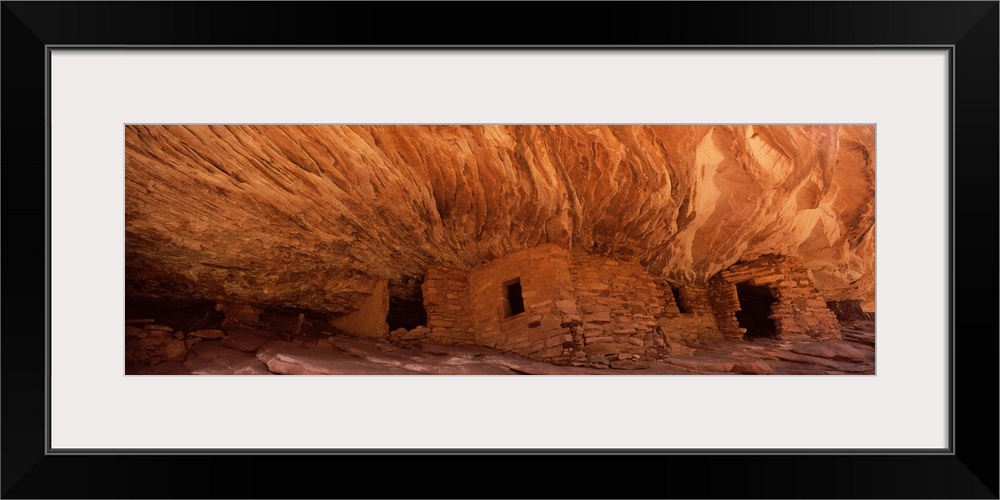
[125,125,875,316]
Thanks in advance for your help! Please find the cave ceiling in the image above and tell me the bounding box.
[125,124,875,314]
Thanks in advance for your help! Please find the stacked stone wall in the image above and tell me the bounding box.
[568,252,669,368]
[708,254,842,341]
[422,267,474,344]
[656,284,722,343]
[466,244,578,363]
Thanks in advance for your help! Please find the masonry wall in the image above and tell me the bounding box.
[422,267,474,344]
[466,244,579,364]
[656,284,722,344]
[707,254,842,341]
[328,279,390,340]
[569,252,670,368]
[421,246,831,367]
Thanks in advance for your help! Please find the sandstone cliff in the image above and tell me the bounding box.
[125,125,875,316]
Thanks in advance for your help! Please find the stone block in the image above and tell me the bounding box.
[531,345,564,359]
[162,339,187,360]
[587,354,608,364]
[188,330,226,339]
[584,343,632,356]
[555,299,577,313]
[544,334,574,348]
[583,311,612,323]
[612,324,637,334]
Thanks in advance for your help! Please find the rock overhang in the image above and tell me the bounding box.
[124,124,875,316]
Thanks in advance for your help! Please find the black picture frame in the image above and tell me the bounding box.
[2,2,997,498]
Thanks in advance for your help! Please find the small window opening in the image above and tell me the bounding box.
[671,286,690,313]
[503,278,525,317]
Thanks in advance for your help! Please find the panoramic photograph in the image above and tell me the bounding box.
[124,124,875,375]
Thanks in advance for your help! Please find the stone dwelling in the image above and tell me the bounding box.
[328,244,843,368]
[124,125,874,370]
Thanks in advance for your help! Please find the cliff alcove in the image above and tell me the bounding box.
[125,124,875,375]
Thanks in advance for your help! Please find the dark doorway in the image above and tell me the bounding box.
[503,278,525,317]
[734,282,777,339]
[387,287,428,330]
[671,286,690,313]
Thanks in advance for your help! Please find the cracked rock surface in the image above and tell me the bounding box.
[126,318,875,376]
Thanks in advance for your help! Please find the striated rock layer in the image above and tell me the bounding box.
[125,125,875,317]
